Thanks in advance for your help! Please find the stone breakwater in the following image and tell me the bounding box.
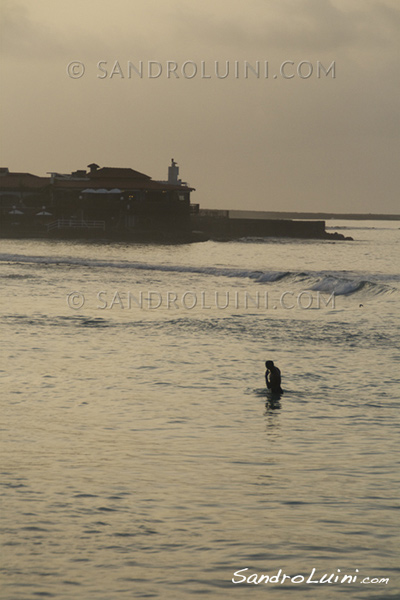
[191,212,353,241]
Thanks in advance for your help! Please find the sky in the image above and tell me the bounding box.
[1,0,399,213]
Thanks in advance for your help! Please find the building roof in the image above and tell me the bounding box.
[90,167,151,180]
[53,165,194,191]
[0,166,195,193]
[0,172,50,190]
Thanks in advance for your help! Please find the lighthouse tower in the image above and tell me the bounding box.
[168,158,180,185]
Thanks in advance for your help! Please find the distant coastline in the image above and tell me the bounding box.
[204,210,400,221]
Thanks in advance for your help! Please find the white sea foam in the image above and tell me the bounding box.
[0,252,397,296]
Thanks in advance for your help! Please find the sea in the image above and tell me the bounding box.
[1,220,399,600]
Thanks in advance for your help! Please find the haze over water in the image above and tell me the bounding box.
[1,221,399,599]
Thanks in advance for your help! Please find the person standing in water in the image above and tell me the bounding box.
[265,360,283,394]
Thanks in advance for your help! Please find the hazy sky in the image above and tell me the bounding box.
[1,0,399,212]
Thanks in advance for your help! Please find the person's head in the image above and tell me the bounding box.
[265,360,274,369]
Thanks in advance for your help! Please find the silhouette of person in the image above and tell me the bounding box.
[265,360,283,394]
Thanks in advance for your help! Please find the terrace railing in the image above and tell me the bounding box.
[47,219,106,232]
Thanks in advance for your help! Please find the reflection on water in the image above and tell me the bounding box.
[265,396,282,411]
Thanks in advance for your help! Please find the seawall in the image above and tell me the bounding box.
[191,210,352,241]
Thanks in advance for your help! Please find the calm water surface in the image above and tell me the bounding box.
[1,221,399,599]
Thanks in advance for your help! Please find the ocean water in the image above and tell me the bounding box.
[1,221,399,600]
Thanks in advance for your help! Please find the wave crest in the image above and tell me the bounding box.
[0,253,397,297]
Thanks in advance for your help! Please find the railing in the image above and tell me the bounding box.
[47,219,105,232]
[198,209,229,218]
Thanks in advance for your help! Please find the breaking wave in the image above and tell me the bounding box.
[0,253,398,297]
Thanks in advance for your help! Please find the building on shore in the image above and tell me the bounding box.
[0,160,196,241]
